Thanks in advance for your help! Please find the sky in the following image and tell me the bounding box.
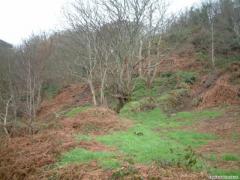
[0,0,200,45]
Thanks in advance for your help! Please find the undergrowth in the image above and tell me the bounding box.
[42,83,60,99]
[56,71,230,176]
[131,71,197,101]
[58,107,221,172]
[64,105,90,117]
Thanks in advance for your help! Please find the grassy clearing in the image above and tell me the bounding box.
[97,124,184,165]
[57,72,226,175]
[95,108,221,169]
[58,148,120,169]
[58,107,221,171]
[121,107,222,128]
[167,131,217,147]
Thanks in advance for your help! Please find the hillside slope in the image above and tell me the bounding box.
[0,55,240,179]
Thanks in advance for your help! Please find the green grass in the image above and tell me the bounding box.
[95,108,221,169]
[222,154,240,161]
[131,71,196,101]
[65,106,90,117]
[209,168,240,177]
[97,124,185,165]
[167,131,217,147]
[57,97,223,174]
[58,148,120,169]
[131,78,164,101]
[58,106,221,171]
[203,153,218,161]
[129,72,199,114]
[121,108,222,128]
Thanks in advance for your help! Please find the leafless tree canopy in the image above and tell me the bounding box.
[0,0,239,135]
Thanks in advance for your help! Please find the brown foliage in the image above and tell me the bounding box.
[37,84,92,119]
[61,107,131,135]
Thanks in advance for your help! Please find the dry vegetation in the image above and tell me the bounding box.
[0,0,240,179]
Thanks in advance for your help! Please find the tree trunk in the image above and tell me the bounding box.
[3,96,12,136]
[138,40,143,78]
[100,69,107,106]
[211,21,215,68]
[88,79,97,106]
[148,40,151,57]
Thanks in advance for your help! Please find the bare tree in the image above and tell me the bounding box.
[141,0,168,88]
[233,0,240,37]
[14,34,53,132]
[63,1,104,106]
[208,0,215,69]
[0,95,12,136]
[63,0,168,108]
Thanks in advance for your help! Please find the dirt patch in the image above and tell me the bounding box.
[61,107,131,135]
[37,84,92,119]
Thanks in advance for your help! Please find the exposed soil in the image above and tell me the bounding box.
[37,84,92,119]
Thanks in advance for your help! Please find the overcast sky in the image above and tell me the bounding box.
[0,0,200,45]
